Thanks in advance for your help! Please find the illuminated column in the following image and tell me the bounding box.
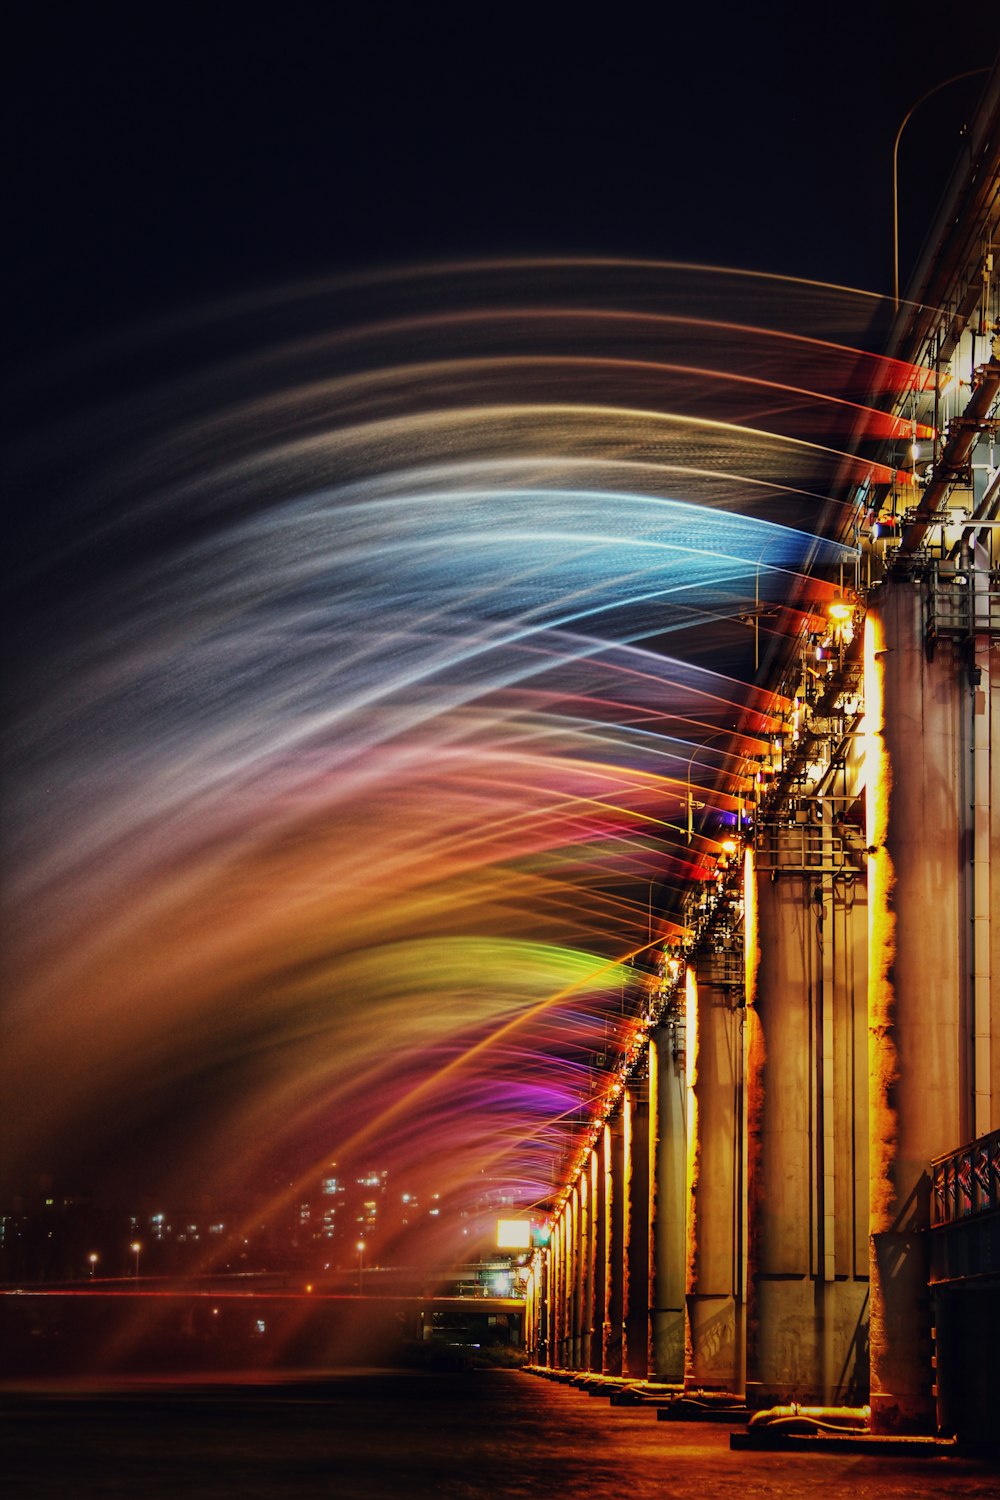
[649,1022,686,1381]
[563,1194,569,1374]
[622,1079,650,1378]
[561,1198,575,1368]
[544,1236,555,1367]
[567,1182,582,1368]
[588,1143,605,1371]
[533,1258,543,1360]
[574,1168,589,1369]
[527,1254,543,1360]
[746,838,869,1405]
[684,964,746,1394]
[550,1215,562,1367]
[602,1111,625,1374]
[985,574,1000,1120]
[554,1206,569,1374]
[865,575,998,1432]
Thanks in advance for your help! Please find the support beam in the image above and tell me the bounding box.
[684,965,746,1394]
[865,579,970,1432]
[602,1113,625,1375]
[553,1213,566,1368]
[566,1184,581,1368]
[745,839,869,1405]
[544,1234,555,1367]
[623,1078,650,1378]
[649,1023,686,1381]
[588,1144,605,1372]
[576,1164,591,1370]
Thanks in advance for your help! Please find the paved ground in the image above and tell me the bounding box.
[2,1369,997,1500]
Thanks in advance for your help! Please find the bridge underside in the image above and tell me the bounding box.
[529,61,1000,1440]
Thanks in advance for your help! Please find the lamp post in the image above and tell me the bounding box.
[356,1239,365,1293]
[892,69,989,309]
[685,730,741,845]
[130,1240,141,1280]
[87,1252,98,1279]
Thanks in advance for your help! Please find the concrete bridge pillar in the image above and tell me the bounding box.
[551,1211,565,1367]
[558,1201,573,1369]
[574,1164,590,1370]
[602,1112,625,1374]
[543,1228,556,1367]
[684,964,746,1394]
[568,1187,580,1368]
[864,569,1000,1432]
[527,1247,546,1362]
[745,839,869,1406]
[649,1023,686,1380]
[566,1183,581,1368]
[588,1143,605,1371]
[623,1078,650,1378]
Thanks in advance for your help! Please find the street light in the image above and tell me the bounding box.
[892,69,989,309]
[685,730,741,844]
[87,1252,98,1278]
[356,1240,365,1293]
[130,1240,141,1279]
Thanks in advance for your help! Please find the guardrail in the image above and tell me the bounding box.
[931,1127,1000,1227]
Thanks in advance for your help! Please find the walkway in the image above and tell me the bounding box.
[3,1369,997,1499]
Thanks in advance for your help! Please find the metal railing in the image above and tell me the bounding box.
[931,1127,1000,1227]
[925,562,1000,652]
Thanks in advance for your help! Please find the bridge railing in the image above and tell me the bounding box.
[925,562,1000,653]
[930,1127,1000,1227]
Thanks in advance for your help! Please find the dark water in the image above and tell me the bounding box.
[2,1370,997,1500]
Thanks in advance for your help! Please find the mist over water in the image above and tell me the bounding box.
[2,261,908,1260]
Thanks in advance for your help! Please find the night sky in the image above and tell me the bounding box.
[3,6,998,1225]
[7,4,998,359]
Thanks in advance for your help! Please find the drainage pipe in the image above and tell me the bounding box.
[748,1402,871,1432]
